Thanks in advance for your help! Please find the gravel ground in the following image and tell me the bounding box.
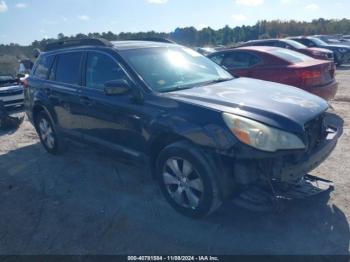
[0,67,349,255]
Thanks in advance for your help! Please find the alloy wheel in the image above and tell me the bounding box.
[39,118,55,149]
[162,157,204,209]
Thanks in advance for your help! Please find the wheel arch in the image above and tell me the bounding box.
[32,102,57,129]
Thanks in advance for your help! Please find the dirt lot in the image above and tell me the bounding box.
[0,67,350,255]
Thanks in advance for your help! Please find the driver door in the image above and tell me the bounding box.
[79,51,146,156]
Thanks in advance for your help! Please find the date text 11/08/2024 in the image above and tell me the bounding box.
[127,256,219,261]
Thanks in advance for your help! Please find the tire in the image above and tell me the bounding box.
[35,111,65,154]
[156,141,222,218]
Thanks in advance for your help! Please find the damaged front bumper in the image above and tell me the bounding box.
[232,174,334,211]
[229,122,340,211]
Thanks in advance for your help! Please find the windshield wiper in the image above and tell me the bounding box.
[160,78,233,93]
[197,78,233,87]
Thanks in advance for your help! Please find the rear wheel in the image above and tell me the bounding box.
[35,112,65,154]
[156,141,222,218]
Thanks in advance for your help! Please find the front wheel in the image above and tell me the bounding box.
[156,141,222,218]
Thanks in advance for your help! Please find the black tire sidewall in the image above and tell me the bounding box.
[156,142,218,218]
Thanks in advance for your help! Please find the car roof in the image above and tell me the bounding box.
[289,36,314,40]
[246,38,281,43]
[41,39,178,55]
[225,46,278,53]
[111,40,178,51]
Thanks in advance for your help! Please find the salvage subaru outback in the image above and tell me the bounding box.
[24,38,340,218]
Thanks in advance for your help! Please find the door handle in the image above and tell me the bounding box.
[79,96,94,106]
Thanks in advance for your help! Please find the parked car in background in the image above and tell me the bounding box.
[0,74,24,111]
[314,35,350,46]
[239,38,334,61]
[289,36,350,66]
[25,38,340,217]
[207,46,337,100]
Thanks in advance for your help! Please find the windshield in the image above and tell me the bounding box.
[283,39,307,49]
[270,48,312,63]
[120,46,233,92]
[310,37,328,46]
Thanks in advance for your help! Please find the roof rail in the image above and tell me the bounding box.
[135,37,176,44]
[44,38,112,51]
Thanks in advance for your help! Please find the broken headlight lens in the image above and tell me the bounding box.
[222,113,305,152]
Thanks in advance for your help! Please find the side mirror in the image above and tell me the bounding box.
[104,79,130,95]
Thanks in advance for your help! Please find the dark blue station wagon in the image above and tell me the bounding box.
[25,38,340,217]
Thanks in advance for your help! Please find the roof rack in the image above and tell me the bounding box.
[44,38,112,52]
[135,37,176,44]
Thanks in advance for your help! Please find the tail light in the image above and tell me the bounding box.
[297,70,321,80]
[296,69,322,87]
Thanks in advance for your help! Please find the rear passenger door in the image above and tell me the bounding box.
[47,51,85,137]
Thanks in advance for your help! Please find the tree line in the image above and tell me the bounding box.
[1,18,350,73]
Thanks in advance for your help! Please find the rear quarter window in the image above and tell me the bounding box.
[33,55,54,79]
[270,48,312,63]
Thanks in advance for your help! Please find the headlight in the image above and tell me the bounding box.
[222,113,305,152]
[338,48,347,53]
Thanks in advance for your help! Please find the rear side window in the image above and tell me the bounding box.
[55,52,82,85]
[270,48,312,63]
[222,52,261,68]
[33,55,54,79]
[85,52,128,90]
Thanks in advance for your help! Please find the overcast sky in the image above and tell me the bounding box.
[0,0,349,45]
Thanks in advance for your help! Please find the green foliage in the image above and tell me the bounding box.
[1,18,350,74]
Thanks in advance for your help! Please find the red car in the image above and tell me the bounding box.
[239,38,334,62]
[208,46,337,100]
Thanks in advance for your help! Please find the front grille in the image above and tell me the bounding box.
[327,53,334,59]
[0,89,23,97]
[304,114,327,152]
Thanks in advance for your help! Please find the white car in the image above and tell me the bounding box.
[0,75,24,110]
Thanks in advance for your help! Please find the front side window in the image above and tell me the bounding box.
[120,46,232,92]
[209,53,225,65]
[55,52,82,85]
[33,55,54,79]
[273,41,287,48]
[85,52,128,90]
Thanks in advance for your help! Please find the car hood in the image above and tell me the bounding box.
[308,47,333,53]
[322,44,350,50]
[0,84,21,91]
[167,78,328,133]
